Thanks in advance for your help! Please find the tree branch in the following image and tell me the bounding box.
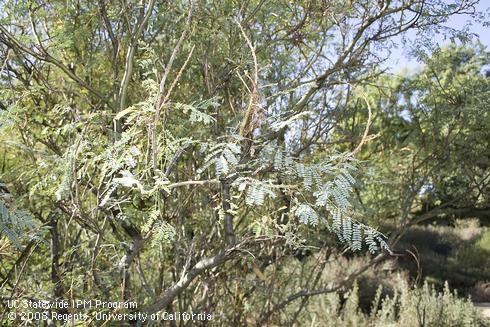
[143,248,236,314]
[0,25,109,105]
[258,252,387,324]
[221,180,236,245]
[115,0,157,136]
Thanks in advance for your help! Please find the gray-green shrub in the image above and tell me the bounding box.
[300,281,487,326]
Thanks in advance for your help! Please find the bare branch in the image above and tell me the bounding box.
[144,249,234,314]
[258,253,388,324]
[0,25,109,105]
[236,18,261,138]
[116,0,157,136]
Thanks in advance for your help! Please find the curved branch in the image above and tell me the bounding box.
[258,252,387,324]
[0,25,109,105]
[143,247,236,314]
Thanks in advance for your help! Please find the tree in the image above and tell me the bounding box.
[340,43,489,245]
[0,0,484,324]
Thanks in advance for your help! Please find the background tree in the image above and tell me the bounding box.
[340,43,489,241]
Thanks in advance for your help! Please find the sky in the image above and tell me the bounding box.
[384,2,489,72]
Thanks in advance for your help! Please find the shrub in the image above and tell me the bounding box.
[300,280,488,326]
[471,281,490,302]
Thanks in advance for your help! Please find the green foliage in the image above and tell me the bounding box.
[0,0,487,324]
[247,142,390,251]
[175,98,219,125]
[0,198,43,248]
[294,203,319,225]
[344,43,490,230]
[241,178,277,206]
[301,281,487,326]
[476,229,490,252]
[150,221,176,247]
[199,141,242,177]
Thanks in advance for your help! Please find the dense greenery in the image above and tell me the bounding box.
[0,0,488,325]
[301,280,486,326]
[355,44,489,235]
